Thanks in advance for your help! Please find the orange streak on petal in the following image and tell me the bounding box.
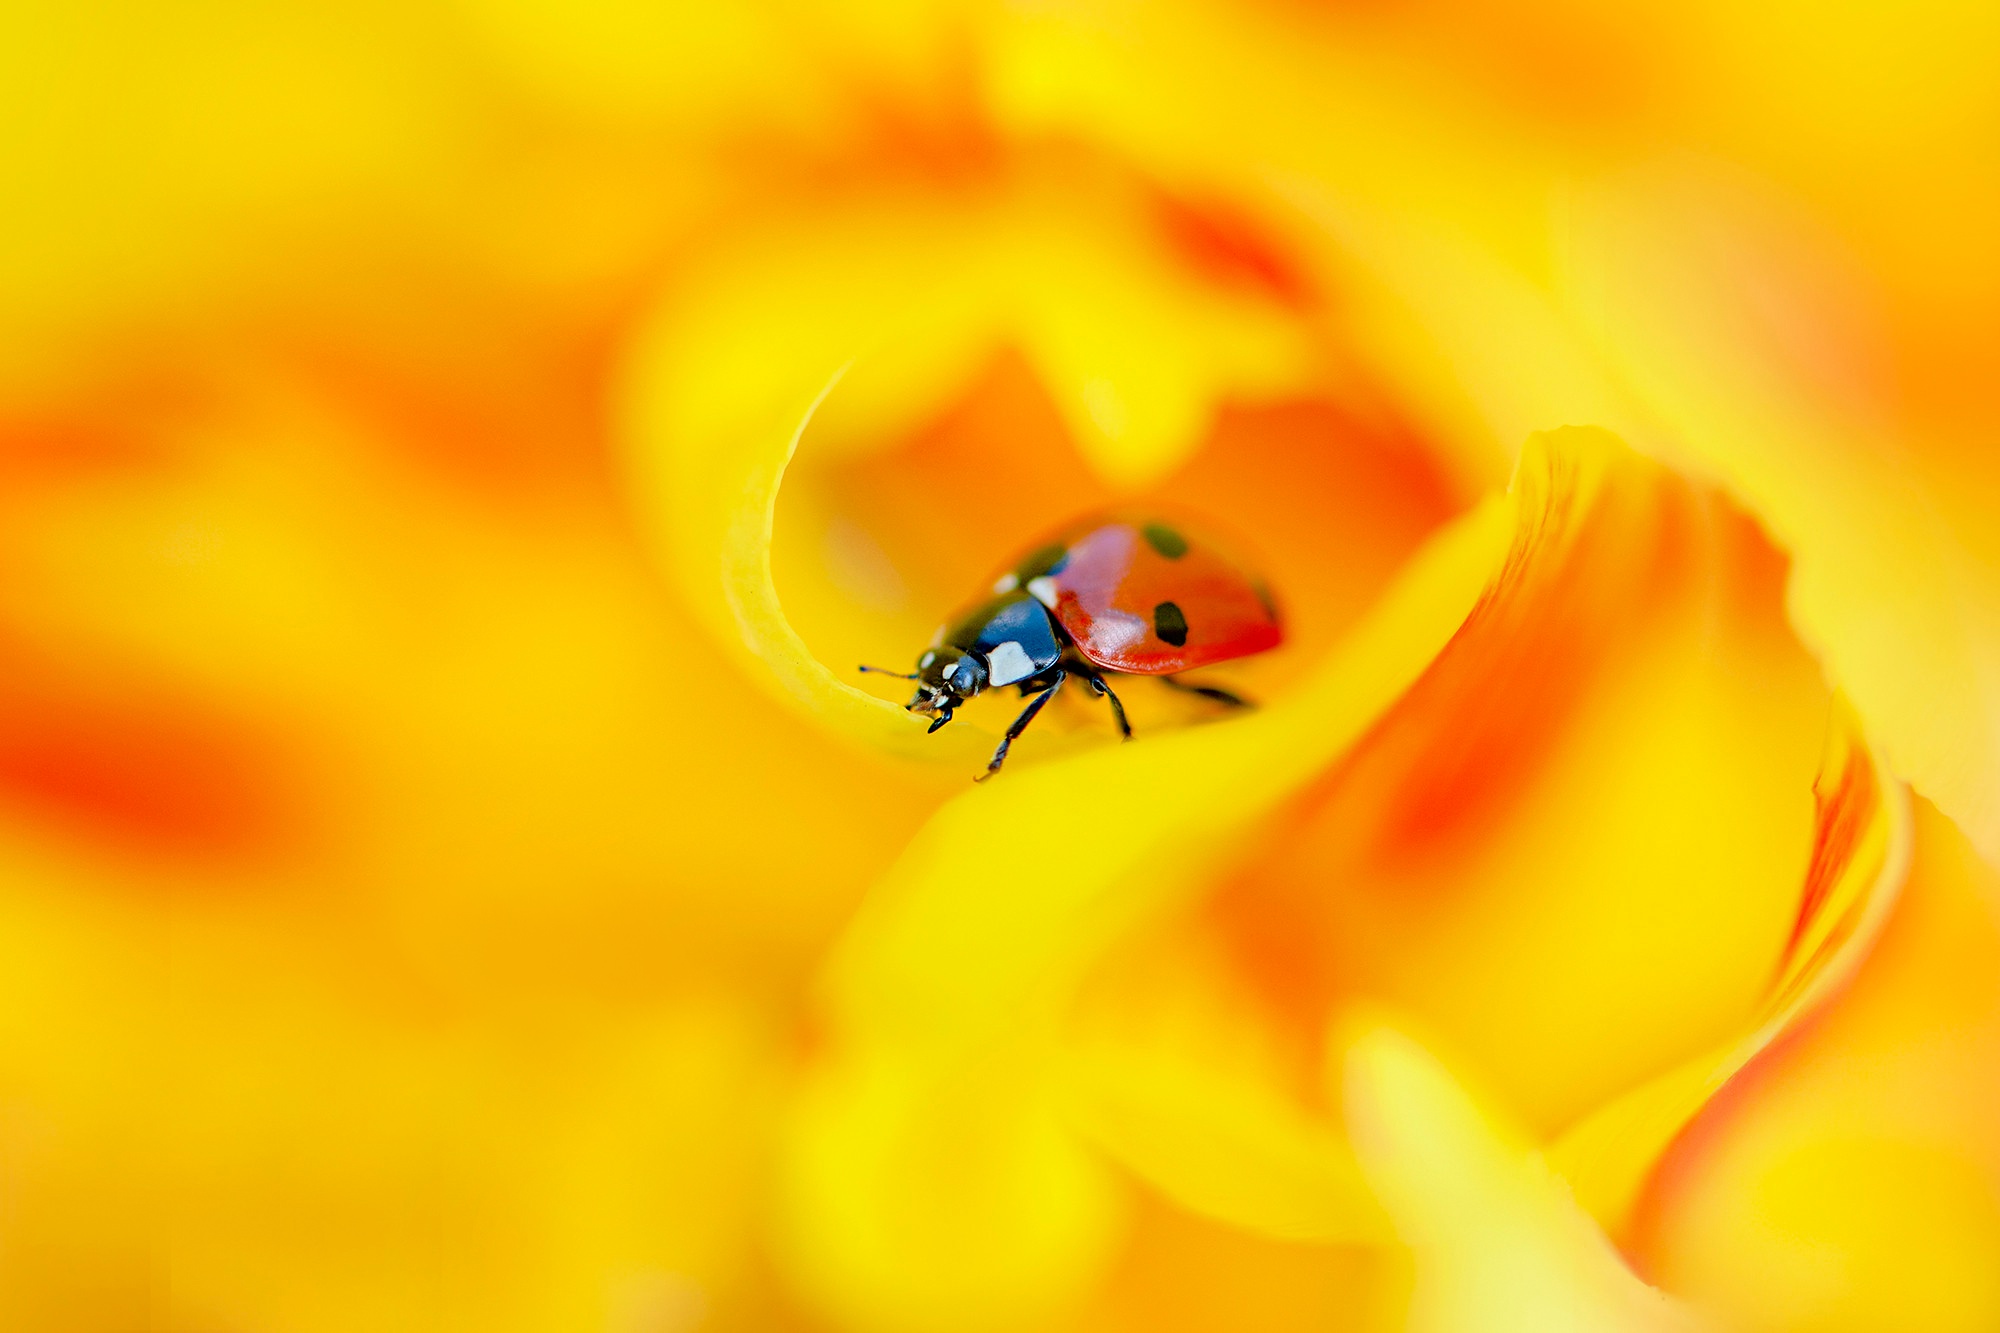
[1208,430,1676,1028]
[1151,191,1316,311]
[1549,701,1909,1237]
[0,666,297,871]
[1773,733,1880,997]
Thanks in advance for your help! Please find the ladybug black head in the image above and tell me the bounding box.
[906,646,988,723]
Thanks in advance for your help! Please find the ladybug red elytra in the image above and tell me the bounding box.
[862,514,1283,779]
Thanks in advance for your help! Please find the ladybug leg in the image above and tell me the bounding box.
[1086,672,1132,740]
[976,669,1066,782]
[1160,675,1254,709]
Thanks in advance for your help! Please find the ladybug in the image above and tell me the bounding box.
[862,514,1283,779]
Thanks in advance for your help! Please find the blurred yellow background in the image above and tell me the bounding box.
[1,2,1996,1331]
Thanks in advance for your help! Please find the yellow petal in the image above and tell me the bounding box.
[776,493,1512,1330]
[617,164,1323,756]
[1561,163,2000,868]
[979,0,1644,490]
[0,865,791,1333]
[0,320,949,1325]
[1207,425,1837,1134]
[1342,1023,1705,1333]
[824,490,1511,1044]
[1066,425,1899,1256]
[1073,1189,1397,1333]
[622,351,931,755]
[777,1039,1126,1333]
[1548,699,1912,1234]
[778,356,1468,760]
[1631,799,2000,1331]
[1063,921,1388,1244]
[0,2,472,378]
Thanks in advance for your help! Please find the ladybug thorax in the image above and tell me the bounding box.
[905,591,1067,717]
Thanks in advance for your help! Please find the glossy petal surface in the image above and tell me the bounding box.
[1631,800,2000,1331]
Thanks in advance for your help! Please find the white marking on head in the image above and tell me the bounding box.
[919,650,937,669]
[942,660,960,683]
[1091,610,1148,653]
[986,641,1037,687]
[991,572,1019,594]
[1026,576,1059,608]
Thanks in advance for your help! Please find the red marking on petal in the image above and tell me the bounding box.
[0,364,203,482]
[1205,441,1752,1047]
[1153,193,1315,310]
[269,305,626,505]
[1776,740,1878,983]
[0,654,298,872]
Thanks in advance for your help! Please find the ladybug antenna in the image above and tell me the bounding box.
[858,664,920,680]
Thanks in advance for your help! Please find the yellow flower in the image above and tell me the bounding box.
[1,2,1996,1332]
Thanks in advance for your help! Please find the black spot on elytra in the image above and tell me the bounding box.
[1142,523,1189,559]
[1153,601,1189,646]
[1016,542,1070,580]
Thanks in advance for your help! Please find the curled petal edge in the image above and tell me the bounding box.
[1038,428,1911,1256]
[1342,1024,1708,1333]
[821,488,1515,1044]
[1057,425,1648,1243]
[1548,699,1913,1237]
[622,359,947,755]
[774,490,1515,1325]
